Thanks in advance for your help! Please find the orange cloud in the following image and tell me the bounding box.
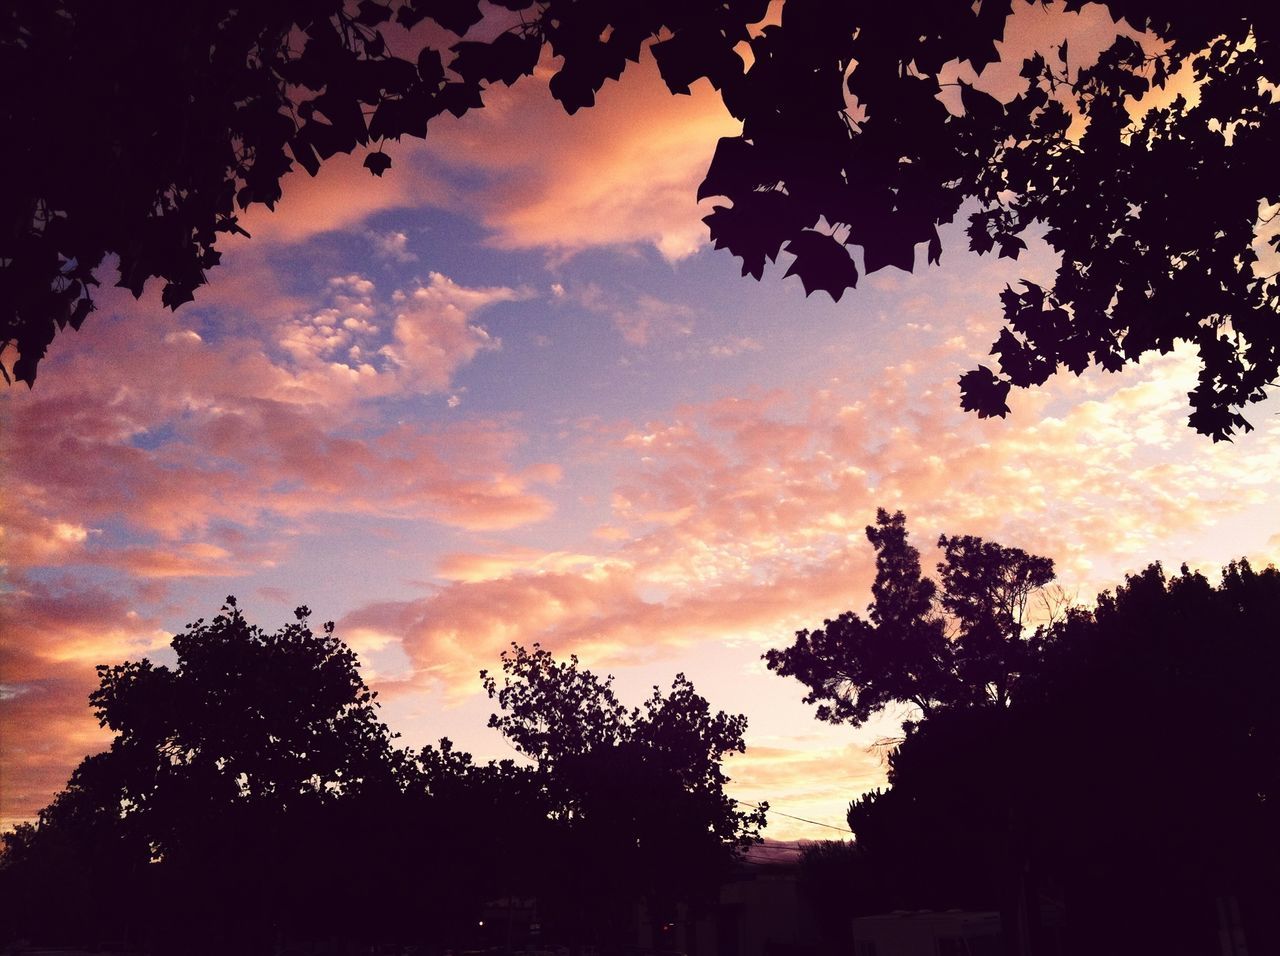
[335,340,1280,721]
[384,272,533,390]
[4,268,557,557]
[234,144,443,245]
[725,740,884,841]
[0,580,170,828]
[425,54,739,261]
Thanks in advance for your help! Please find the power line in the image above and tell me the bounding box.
[733,798,851,834]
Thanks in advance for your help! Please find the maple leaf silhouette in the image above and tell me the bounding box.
[783,230,859,301]
[958,366,1012,419]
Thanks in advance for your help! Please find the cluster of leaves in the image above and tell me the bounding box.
[88,598,401,809]
[828,559,1280,954]
[8,0,1279,436]
[482,643,766,927]
[696,0,1280,438]
[955,6,1280,440]
[0,600,761,953]
[1,0,766,385]
[764,508,1055,726]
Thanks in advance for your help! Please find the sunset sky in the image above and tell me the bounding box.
[4,3,1280,844]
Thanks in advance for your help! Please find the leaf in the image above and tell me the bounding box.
[862,226,917,275]
[783,230,859,301]
[355,1,392,26]
[421,0,483,35]
[290,137,322,177]
[549,67,597,115]
[697,137,759,202]
[997,235,1026,260]
[451,31,541,87]
[311,91,368,147]
[417,47,444,87]
[959,82,1003,126]
[396,4,427,29]
[368,96,413,141]
[162,282,196,311]
[958,366,1011,419]
[1020,52,1046,81]
[364,152,392,177]
[652,29,741,96]
[438,81,484,118]
[704,191,817,280]
[68,297,94,332]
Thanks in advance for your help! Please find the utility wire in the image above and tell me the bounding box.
[733,798,851,834]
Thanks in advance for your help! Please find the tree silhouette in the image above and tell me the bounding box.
[89,597,402,806]
[0,598,411,953]
[764,508,1054,726]
[0,752,153,949]
[806,557,1280,955]
[1,603,770,953]
[482,643,767,948]
[7,1,1278,437]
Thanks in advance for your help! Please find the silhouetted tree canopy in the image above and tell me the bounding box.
[0,599,419,952]
[765,508,1054,726]
[6,1,1279,437]
[1,603,765,953]
[89,597,403,806]
[482,643,766,937]
[827,557,1280,955]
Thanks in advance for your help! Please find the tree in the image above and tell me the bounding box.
[481,643,766,947]
[1024,559,1280,954]
[698,0,1280,440]
[89,597,402,808]
[0,597,409,954]
[809,558,1280,955]
[7,1,1279,438]
[765,508,1054,727]
[0,752,153,948]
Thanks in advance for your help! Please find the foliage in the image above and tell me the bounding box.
[0,753,152,947]
[836,559,1280,954]
[7,1,1279,437]
[699,0,1280,439]
[482,643,766,938]
[1,0,765,385]
[0,599,414,952]
[764,509,1054,726]
[89,597,401,811]
[1,601,766,952]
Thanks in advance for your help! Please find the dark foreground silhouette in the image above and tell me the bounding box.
[4,517,1279,956]
[0,600,763,955]
[7,1,1278,437]
[774,513,1280,956]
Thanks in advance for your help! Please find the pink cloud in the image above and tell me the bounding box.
[3,265,556,562]
[383,272,533,390]
[333,343,1280,720]
[233,144,443,245]
[0,580,170,827]
[425,55,739,261]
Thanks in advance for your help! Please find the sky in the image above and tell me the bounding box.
[3,3,1280,844]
